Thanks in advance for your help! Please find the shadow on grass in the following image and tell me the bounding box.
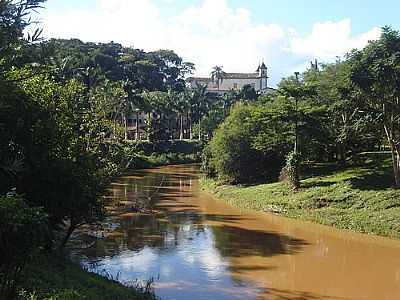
[348,170,394,191]
[301,163,344,180]
[300,181,337,188]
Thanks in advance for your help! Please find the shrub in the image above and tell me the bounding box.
[205,104,289,184]
[201,145,216,177]
[0,193,48,299]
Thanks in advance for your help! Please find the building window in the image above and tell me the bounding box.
[233,83,238,90]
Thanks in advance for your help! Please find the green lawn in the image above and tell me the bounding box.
[18,254,155,300]
[201,152,400,239]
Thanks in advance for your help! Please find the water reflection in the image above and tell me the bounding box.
[72,165,400,300]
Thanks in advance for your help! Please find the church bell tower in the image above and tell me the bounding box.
[257,61,268,91]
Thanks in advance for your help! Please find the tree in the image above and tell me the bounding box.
[1,68,110,248]
[175,91,189,140]
[142,90,173,140]
[239,84,258,102]
[349,27,400,187]
[277,73,308,190]
[187,83,211,141]
[211,65,226,90]
[205,102,291,183]
[303,59,379,164]
[0,0,45,76]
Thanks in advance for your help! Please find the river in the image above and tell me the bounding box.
[71,164,400,300]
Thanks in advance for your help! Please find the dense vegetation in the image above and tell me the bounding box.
[0,1,208,298]
[202,27,400,242]
[2,0,400,298]
[203,102,291,183]
[204,27,400,188]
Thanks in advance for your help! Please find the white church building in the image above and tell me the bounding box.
[187,62,272,95]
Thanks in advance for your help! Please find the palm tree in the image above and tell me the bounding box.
[211,66,226,90]
[176,92,189,140]
[166,89,186,140]
[190,83,209,141]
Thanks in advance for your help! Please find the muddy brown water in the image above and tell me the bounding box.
[72,164,400,300]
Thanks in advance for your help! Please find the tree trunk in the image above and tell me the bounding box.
[59,223,76,250]
[168,118,172,140]
[180,114,184,140]
[136,111,139,141]
[391,143,400,188]
[337,142,346,165]
[384,120,400,188]
[198,119,202,141]
[189,116,193,140]
[124,114,128,140]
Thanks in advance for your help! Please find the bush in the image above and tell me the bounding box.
[201,145,216,177]
[0,193,48,299]
[204,104,289,184]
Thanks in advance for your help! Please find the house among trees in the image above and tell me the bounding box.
[125,111,190,140]
[187,62,272,95]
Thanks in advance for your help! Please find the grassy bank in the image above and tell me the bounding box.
[17,254,155,300]
[201,152,400,239]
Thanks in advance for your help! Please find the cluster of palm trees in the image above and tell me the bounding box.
[107,65,260,142]
[106,82,215,142]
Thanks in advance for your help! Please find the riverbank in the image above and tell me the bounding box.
[16,142,203,300]
[127,140,203,169]
[18,254,155,300]
[201,152,400,239]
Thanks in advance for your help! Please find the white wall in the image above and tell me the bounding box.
[219,78,261,91]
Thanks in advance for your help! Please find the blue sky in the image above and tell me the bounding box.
[40,0,395,86]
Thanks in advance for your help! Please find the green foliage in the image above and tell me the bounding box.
[205,104,287,183]
[349,26,400,186]
[201,145,215,177]
[42,39,193,93]
[0,69,112,248]
[0,0,45,74]
[127,140,203,168]
[0,193,48,299]
[239,84,258,102]
[5,3,400,298]
[146,117,169,144]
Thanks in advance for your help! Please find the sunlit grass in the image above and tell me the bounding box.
[201,152,400,239]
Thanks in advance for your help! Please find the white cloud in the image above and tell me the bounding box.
[289,19,381,60]
[42,0,381,86]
